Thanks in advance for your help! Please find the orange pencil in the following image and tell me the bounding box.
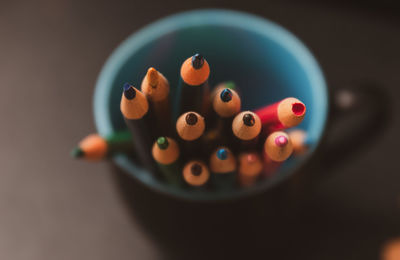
[232,111,262,151]
[238,152,263,187]
[176,111,206,141]
[255,97,306,132]
[182,160,210,188]
[382,238,400,260]
[152,136,182,186]
[263,131,293,176]
[213,87,241,128]
[71,131,132,161]
[176,111,206,159]
[141,67,172,135]
[204,87,241,149]
[120,83,155,169]
[174,53,210,119]
[209,147,237,189]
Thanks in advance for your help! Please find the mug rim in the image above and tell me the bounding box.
[93,9,329,201]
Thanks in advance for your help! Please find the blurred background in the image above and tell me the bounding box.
[0,0,399,259]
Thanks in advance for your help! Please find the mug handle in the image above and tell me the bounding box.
[308,81,391,182]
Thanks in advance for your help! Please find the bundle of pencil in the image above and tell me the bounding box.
[72,53,311,191]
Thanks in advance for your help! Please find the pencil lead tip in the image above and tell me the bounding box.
[247,154,257,163]
[191,53,204,69]
[71,147,84,158]
[275,135,288,147]
[147,67,159,88]
[220,88,233,102]
[123,83,136,100]
[156,137,169,150]
[185,112,198,126]
[292,102,305,116]
[216,148,228,160]
[191,163,202,176]
[243,113,255,127]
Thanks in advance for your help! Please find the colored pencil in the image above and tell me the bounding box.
[141,67,172,135]
[287,129,309,156]
[238,152,263,187]
[382,238,400,260]
[255,97,306,132]
[182,160,210,187]
[263,131,293,176]
[71,131,132,161]
[210,81,237,101]
[203,87,241,151]
[213,87,241,130]
[152,137,182,186]
[232,111,262,151]
[209,147,237,189]
[176,111,206,141]
[120,83,155,169]
[176,111,206,159]
[174,53,210,119]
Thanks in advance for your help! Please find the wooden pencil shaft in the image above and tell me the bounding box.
[157,161,183,187]
[263,154,282,177]
[179,80,210,116]
[149,97,173,136]
[124,113,155,170]
[180,139,203,161]
[105,131,134,155]
[235,137,260,152]
[210,172,236,190]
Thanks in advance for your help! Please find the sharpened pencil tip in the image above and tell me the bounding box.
[123,83,136,100]
[220,88,232,102]
[243,113,255,127]
[292,102,305,116]
[71,147,84,158]
[185,112,198,126]
[247,154,257,163]
[275,135,288,147]
[191,53,204,69]
[191,163,202,176]
[147,67,159,88]
[156,137,169,150]
[216,148,228,160]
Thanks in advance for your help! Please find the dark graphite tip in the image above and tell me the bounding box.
[157,137,169,150]
[216,148,228,160]
[243,113,255,127]
[185,112,198,126]
[191,53,204,69]
[71,147,84,158]
[220,88,233,102]
[191,163,203,176]
[123,83,136,100]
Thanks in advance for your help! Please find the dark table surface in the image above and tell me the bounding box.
[1,0,399,259]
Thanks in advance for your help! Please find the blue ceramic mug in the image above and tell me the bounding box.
[93,9,385,201]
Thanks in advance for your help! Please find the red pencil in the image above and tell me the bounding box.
[255,97,306,132]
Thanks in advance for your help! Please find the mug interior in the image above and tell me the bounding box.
[94,9,328,200]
